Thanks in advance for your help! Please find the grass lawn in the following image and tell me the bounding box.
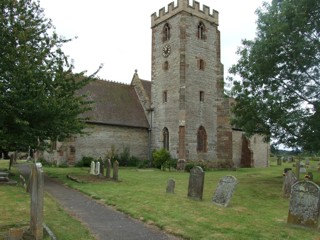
[42,159,320,240]
[0,160,95,240]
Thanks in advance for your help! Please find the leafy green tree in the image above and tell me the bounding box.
[228,0,320,151]
[0,0,100,152]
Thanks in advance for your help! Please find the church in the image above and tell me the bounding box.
[44,0,269,168]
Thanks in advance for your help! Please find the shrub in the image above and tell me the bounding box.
[152,149,172,170]
[119,146,130,166]
[75,156,95,167]
[185,161,208,172]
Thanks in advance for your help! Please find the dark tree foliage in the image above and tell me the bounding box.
[0,0,100,151]
[228,0,320,151]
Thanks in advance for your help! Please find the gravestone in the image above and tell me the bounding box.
[113,160,119,180]
[95,161,100,175]
[30,163,44,239]
[99,159,104,176]
[177,159,186,171]
[187,166,204,200]
[287,181,320,228]
[106,159,111,179]
[276,156,282,166]
[0,171,9,182]
[166,179,175,194]
[212,175,238,207]
[90,161,95,175]
[299,167,307,174]
[282,170,297,198]
[305,159,310,166]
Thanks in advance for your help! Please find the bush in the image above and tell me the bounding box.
[152,149,172,170]
[185,161,207,172]
[119,146,130,166]
[75,156,95,167]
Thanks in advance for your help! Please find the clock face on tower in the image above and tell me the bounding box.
[162,44,171,57]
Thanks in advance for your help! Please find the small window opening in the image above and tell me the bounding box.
[200,91,204,102]
[163,91,168,103]
[163,61,169,71]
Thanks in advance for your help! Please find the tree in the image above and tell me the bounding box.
[0,0,101,152]
[228,0,320,151]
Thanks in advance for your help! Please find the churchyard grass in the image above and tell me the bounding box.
[43,159,320,240]
[0,160,95,240]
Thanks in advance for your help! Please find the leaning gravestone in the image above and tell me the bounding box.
[106,159,111,179]
[99,159,104,176]
[187,166,204,200]
[113,160,119,181]
[282,170,297,198]
[212,176,238,207]
[166,179,175,194]
[30,163,44,239]
[287,181,320,228]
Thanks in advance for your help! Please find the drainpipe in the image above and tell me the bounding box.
[147,106,154,166]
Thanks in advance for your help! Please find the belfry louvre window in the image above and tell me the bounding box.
[197,126,207,152]
[163,127,169,150]
[163,23,171,42]
[197,22,206,40]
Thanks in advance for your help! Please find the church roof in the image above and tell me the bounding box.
[79,79,149,128]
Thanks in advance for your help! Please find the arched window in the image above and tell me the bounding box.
[163,127,169,150]
[197,126,207,152]
[198,59,205,70]
[163,23,171,42]
[197,22,205,40]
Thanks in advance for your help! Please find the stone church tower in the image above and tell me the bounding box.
[151,0,233,163]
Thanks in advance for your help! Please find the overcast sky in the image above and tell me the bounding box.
[39,0,270,84]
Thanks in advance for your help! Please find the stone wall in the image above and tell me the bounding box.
[73,124,149,162]
[43,124,149,164]
[250,135,269,167]
[232,131,269,167]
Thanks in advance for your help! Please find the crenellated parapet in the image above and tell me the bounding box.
[151,0,219,27]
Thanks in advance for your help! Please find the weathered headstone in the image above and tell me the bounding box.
[277,156,282,166]
[90,161,95,175]
[166,179,175,194]
[30,163,44,239]
[113,160,119,180]
[305,159,310,166]
[282,170,297,198]
[177,159,186,171]
[95,161,100,175]
[99,159,104,176]
[299,167,307,174]
[212,175,238,207]
[0,172,9,182]
[106,159,111,179]
[187,166,204,200]
[287,181,320,228]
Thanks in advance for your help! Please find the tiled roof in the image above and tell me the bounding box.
[140,79,151,100]
[78,79,149,128]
